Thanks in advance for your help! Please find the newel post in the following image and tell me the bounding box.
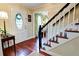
[38,25,42,52]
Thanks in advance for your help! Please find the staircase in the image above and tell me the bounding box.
[41,21,79,55]
[38,3,79,56]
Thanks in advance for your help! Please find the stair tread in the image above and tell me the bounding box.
[65,30,79,33]
[40,50,51,56]
[57,35,68,39]
[42,38,67,51]
[75,23,79,25]
[42,32,79,51]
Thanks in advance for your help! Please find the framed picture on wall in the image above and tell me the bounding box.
[28,15,31,22]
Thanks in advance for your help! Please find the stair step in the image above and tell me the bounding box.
[42,38,67,51]
[43,43,52,47]
[57,36,68,39]
[65,30,79,33]
[49,40,59,44]
[75,23,79,25]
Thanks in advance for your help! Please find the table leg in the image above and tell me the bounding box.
[13,37,16,56]
[8,41,9,48]
[1,40,5,56]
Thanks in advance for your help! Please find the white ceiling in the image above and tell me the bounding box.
[20,3,66,8]
[21,3,44,8]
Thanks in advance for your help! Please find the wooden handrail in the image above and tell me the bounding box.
[41,3,70,30]
[39,3,70,51]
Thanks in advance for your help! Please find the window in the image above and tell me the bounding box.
[16,13,23,29]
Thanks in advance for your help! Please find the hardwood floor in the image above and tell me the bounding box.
[3,37,51,56]
[4,38,37,56]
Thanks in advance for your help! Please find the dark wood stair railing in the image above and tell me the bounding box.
[41,3,70,30]
[38,3,70,52]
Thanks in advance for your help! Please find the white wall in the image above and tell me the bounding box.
[10,7,33,43]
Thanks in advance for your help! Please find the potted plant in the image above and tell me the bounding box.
[0,28,8,37]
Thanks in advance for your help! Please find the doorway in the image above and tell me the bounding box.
[35,13,42,37]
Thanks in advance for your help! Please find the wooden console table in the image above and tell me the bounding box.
[0,34,16,56]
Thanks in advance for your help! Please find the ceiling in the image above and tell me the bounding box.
[21,3,44,8]
[20,3,66,9]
